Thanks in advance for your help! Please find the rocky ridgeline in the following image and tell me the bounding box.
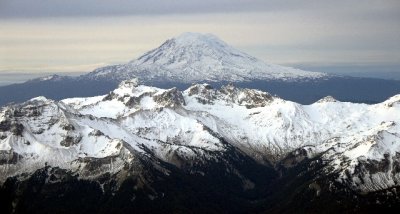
[0,79,400,212]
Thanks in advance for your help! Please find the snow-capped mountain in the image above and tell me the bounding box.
[1,32,399,107]
[1,78,400,204]
[83,32,327,83]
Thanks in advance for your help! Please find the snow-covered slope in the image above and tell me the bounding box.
[83,32,326,83]
[1,78,399,194]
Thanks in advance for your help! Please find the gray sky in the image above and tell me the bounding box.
[0,0,369,18]
[0,0,399,85]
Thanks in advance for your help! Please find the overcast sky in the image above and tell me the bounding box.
[0,0,399,85]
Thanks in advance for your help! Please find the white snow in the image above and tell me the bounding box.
[62,95,105,109]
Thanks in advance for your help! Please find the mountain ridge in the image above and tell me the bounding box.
[1,78,400,185]
[1,78,400,212]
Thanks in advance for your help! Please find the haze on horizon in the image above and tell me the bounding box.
[0,0,399,86]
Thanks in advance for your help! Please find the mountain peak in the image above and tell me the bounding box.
[383,94,400,107]
[86,32,327,83]
[28,74,70,83]
[112,78,140,97]
[316,96,338,103]
[134,32,249,66]
[172,32,225,46]
[118,78,139,89]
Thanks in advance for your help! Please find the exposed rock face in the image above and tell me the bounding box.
[0,151,22,165]
[219,83,273,108]
[317,95,338,103]
[186,82,273,108]
[60,135,82,147]
[187,84,217,105]
[153,88,185,108]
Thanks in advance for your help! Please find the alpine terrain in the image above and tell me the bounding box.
[1,33,399,106]
[1,78,400,213]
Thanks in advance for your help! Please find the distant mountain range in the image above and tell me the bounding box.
[1,78,400,212]
[0,32,399,106]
